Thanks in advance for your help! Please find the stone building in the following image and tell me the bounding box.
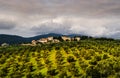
[74,37,81,41]
[32,40,37,45]
[37,38,48,43]
[52,39,60,43]
[47,37,53,41]
[61,36,71,41]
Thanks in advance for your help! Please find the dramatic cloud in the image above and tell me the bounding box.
[0,21,16,30]
[31,17,120,38]
[0,0,120,38]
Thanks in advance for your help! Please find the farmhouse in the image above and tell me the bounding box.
[37,38,48,43]
[52,39,60,43]
[61,36,71,41]
[32,40,37,45]
[74,37,81,41]
[47,37,53,41]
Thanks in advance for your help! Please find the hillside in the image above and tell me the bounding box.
[0,40,120,77]
[0,33,116,45]
[0,34,27,45]
[0,33,82,45]
[0,33,62,45]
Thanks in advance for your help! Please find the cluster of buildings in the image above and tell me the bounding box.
[31,37,60,45]
[61,36,80,41]
[31,36,80,46]
[0,36,80,47]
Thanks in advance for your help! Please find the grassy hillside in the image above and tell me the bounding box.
[0,40,120,78]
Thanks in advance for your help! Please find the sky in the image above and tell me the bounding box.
[0,0,120,38]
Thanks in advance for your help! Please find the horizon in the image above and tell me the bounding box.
[0,0,120,38]
[0,33,117,39]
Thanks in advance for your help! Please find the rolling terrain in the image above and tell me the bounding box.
[0,33,115,45]
[0,40,120,78]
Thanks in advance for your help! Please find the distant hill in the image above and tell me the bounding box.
[0,33,63,45]
[0,33,115,45]
[0,34,28,45]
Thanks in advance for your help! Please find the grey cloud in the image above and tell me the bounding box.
[0,0,120,18]
[0,21,16,30]
[30,17,120,38]
[109,32,120,39]
[105,22,120,31]
[103,21,120,38]
[0,0,120,38]
[31,22,72,35]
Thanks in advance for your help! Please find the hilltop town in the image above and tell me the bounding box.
[21,36,80,46]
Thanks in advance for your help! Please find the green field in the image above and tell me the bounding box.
[0,40,120,78]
